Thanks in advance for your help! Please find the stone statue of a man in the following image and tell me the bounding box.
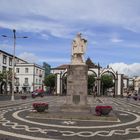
[72,33,87,64]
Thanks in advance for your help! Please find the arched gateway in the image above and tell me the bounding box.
[51,64,124,97]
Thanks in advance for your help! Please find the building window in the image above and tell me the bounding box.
[23,78,29,86]
[16,59,19,63]
[9,58,12,66]
[3,55,7,64]
[36,69,38,74]
[15,78,20,86]
[2,66,6,71]
[25,78,28,84]
[16,68,20,73]
[25,68,29,73]
[16,78,19,83]
[36,79,38,84]
[39,70,42,77]
[9,68,12,72]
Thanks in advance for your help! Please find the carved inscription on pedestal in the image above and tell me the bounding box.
[73,95,80,105]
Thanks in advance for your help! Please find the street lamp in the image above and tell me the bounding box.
[2,29,28,101]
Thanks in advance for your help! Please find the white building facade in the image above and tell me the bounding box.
[0,50,45,94]
[15,63,45,93]
[0,50,26,72]
[134,77,140,94]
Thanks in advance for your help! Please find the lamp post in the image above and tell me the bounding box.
[2,29,28,101]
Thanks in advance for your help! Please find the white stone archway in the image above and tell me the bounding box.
[51,65,124,97]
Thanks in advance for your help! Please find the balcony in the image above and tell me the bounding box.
[39,74,42,77]
[23,83,29,86]
[33,83,42,85]
[15,82,20,86]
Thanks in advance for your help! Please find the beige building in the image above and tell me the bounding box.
[15,63,45,93]
[134,77,140,94]
[0,50,45,94]
[0,50,26,72]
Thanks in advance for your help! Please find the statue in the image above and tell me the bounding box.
[71,33,87,64]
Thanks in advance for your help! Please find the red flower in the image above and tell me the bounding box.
[33,102,48,108]
[95,106,112,116]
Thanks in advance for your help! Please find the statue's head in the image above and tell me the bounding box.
[77,33,82,37]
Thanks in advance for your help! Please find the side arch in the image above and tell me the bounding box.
[61,72,67,96]
[88,69,98,77]
[100,68,118,97]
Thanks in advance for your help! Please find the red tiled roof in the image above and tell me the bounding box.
[52,64,69,70]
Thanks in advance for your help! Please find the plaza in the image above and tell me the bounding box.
[0,96,140,140]
[1,0,140,140]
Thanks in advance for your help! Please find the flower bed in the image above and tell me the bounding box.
[133,96,138,101]
[33,103,49,112]
[95,106,112,116]
[21,95,27,100]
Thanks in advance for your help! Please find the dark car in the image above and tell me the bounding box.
[31,89,45,98]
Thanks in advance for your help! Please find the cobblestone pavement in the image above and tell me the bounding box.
[0,96,140,140]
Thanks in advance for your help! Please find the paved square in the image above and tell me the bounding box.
[0,96,140,140]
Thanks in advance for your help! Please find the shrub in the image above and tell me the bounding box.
[33,103,49,112]
[95,106,112,116]
[21,95,27,100]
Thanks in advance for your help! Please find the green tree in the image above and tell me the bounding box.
[0,71,12,82]
[0,70,12,94]
[44,74,56,94]
[101,74,114,95]
[0,72,4,82]
[88,74,96,94]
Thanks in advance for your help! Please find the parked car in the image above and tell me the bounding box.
[31,89,45,98]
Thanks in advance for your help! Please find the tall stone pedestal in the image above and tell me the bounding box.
[61,64,90,112]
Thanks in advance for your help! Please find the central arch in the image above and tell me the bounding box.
[100,68,117,97]
[88,69,98,95]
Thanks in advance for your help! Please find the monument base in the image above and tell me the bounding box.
[61,64,89,112]
[60,104,91,113]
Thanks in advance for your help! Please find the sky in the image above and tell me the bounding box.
[0,0,140,77]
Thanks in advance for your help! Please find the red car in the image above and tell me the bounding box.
[32,89,45,98]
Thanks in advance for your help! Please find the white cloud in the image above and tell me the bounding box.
[110,37,123,43]
[18,52,38,63]
[0,0,140,37]
[0,20,72,37]
[90,40,98,45]
[0,40,11,50]
[109,62,140,77]
[40,33,49,40]
[18,52,70,64]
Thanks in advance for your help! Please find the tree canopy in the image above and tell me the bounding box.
[0,71,12,82]
[88,74,96,94]
[101,74,114,95]
[44,74,56,88]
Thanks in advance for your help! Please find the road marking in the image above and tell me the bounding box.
[119,113,129,116]
[0,129,57,140]
[1,97,140,138]
[62,121,76,125]
[12,108,140,129]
